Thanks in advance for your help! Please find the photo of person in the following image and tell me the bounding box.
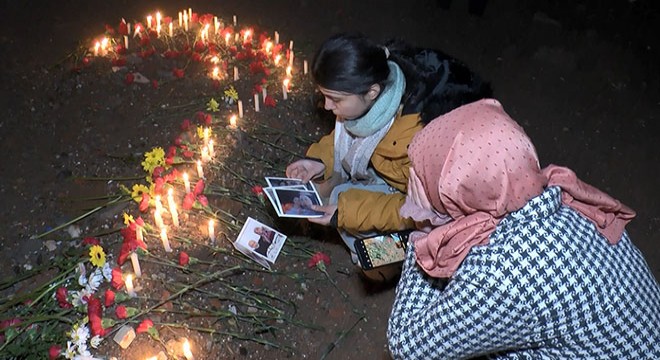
[275,189,324,217]
[233,218,288,269]
[265,177,306,188]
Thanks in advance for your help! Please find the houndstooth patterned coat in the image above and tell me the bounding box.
[388,186,660,359]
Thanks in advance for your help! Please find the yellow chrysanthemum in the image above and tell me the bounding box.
[131,184,150,203]
[224,85,239,102]
[206,98,220,112]
[89,245,106,268]
[123,213,135,225]
[141,147,165,174]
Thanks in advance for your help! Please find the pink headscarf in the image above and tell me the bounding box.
[402,99,636,278]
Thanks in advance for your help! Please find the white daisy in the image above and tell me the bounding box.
[85,269,103,293]
[70,324,90,348]
[101,262,113,282]
[90,335,103,349]
[77,263,88,287]
[64,341,77,359]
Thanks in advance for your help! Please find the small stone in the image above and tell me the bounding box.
[113,325,136,349]
[44,240,58,251]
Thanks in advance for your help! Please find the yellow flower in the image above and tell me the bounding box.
[131,184,150,203]
[141,147,166,174]
[197,126,213,141]
[223,85,239,103]
[206,98,220,112]
[123,213,135,225]
[89,245,106,268]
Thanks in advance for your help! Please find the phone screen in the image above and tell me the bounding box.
[355,232,409,270]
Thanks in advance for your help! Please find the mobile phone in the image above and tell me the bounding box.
[354,231,410,270]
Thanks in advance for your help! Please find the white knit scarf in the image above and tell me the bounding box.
[333,61,406,182]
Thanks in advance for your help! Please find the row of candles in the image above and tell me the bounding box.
[125,125,218,300]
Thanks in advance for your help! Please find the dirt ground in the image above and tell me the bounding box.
[0,1,659,359]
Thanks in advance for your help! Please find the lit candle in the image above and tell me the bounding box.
[156,12,162,28]
[100,37,109,55]
[94,41,100,56]
[229,115,237,129]
[289,40,294,51]
[274,54,281,66]
[183,12,188,31]
[286,65,292,77]
[127,22,131,36]
[282,79,290,100]
[183,339,194,360]
[254,93,260,112]
[169,23,173,37]
[160,228,172,252]
[125,274,136,297]
[124,35,129,50]
[288,51,294,67]
[208,140,214,156]
[196,160,204,179]
[130,252,142,277]
[167,188,180,228]
[225,33,231,45]
[147,15,153,29]
[262,87,267,102]
[233,15,237,27]
[214,16,219,33]
[155,195,163,214]
[211,66,220,79]
[136,223,144,243]
[233,66,239,81]
[183,172,191,193]
[274,31,279,44]
[243,29,251,44]
[238,100,243,118]
[208,219,216,244]
[304,60,308,75]
[203,127,210,146]
[201,146,210,163]
[178,11,183,27]
[188,8,192,21]
[154,195,165,229]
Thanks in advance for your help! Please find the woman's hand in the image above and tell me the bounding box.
[307,204,338,227]
[286,159,325,182]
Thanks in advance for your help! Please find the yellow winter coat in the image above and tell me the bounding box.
[306,112,423,233]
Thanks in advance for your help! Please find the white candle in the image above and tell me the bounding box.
[167,188,180,228]
[203,127,210,146]
[274,31,279,44]
[169,23,173,37]
[183,339,194,360]
[196,160,204,179]
[233,66,239,81]
[289,40,294,51]
[254,94,260,112]
[160,228,172,252]
[288,51,294,67]
[183,12,188,31]
[225,33,230,45]
[304,60,308,75]
[147,15,152,29]
[135,223,143,243]
[94,41,100,57]
[238,100,243,118]
[274,54,281,66]
[154,209,164,230]
[155,195,163,214]
[125,274,136,297]
[208,140,214,156]
[286,65,292,77]
[156,12,162,28]
[214,16,219,33]
[183,172,191,193]
[127,22,131,36]
[262,87,267,102]
[178,11,182,27]
[130,252,142,277]
[208,219,216,244]
[233,15,237,27]
[201,146,210,163]
[229,115,237,129]
[282,79,289,100]
[123,35,128,50]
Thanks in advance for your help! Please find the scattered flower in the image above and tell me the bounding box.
[104,289,115,307]
[89,335,103,349]
[89,245,106,268]
[111,267,124,290]
[136,318,153,334]
[308,252,331,271]
[179,251,189,266]
[115,305,128,319]
[82,237,100,246]
[206,98,220,112]
[56,287,72,309]
[48,345,62,360]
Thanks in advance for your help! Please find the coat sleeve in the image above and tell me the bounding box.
[337,189,416,233]
[305,129,335,180]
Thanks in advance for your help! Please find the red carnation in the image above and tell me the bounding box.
[118,225,147,265]
[264,95,277,108]
[173,68,185,78]
[152,166,165,179]
[193,179,205,196]
[104,289,116,307]
[164,168,180,183]
[251,185,264,195]
[152,80,158,89]
[115,305,128,319]
[182,150,194,158]
[125,73,135,85]
[56,287,72,309]
[179,251,190,266]
[111,267,124,289]
[136,319,154,334]
[153,177,165,195]
[48,345,62,360]
[197,195,209,207]
[87,296,105,336]
[180,118,192,131]
[308,252,331,270]
[191,52,202,62]
[112,57,127,66]
[139,192,150,213]
[182,192,195,210]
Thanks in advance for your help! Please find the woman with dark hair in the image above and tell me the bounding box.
[286,33,491,270]
[388,99,660,358]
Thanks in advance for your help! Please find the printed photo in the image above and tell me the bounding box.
[234,217,287,269]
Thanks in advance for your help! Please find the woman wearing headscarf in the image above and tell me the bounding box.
[388,99,660,359]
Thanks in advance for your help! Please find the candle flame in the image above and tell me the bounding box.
[283,78,290,89]
[183,339,193,359]
[230,115,237,128]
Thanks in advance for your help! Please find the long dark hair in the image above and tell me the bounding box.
[312,33,493,123]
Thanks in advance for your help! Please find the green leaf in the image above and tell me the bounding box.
[147,326,160,340]
[102,318,116,328]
